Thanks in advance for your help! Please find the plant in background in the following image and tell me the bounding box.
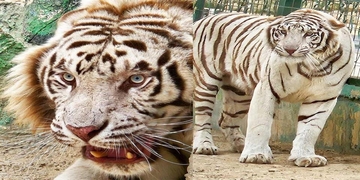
[0,33,24,75]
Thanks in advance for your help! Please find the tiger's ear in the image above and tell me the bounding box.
[325,19,345,30]
[2,45,55,133]
[314,10,345,30]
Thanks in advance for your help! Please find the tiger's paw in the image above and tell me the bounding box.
[192,131,218,155]
[192,141,218,155]
[239,145,273,164]
[239,153,273,164]
[288,155,327,167]
[222,127,245,153]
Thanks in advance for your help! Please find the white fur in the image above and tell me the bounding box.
[193,9,355,167]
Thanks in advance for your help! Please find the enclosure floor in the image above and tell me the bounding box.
[186,130,360,180]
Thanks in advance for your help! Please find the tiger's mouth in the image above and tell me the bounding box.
[83,145,152,164]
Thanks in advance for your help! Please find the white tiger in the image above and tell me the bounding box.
[192,9,355,167]
[3,0,193,179]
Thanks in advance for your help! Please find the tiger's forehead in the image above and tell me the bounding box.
[279,21,317,31]
[52,26,169,77]
[280,10,325,31]
[41,3,192,81]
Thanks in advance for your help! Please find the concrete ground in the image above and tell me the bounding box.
[186,130,360,180]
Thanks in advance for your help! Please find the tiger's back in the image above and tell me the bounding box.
[193,13,277,93]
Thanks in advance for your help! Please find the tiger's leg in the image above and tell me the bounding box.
[288,98,337,167]
[192,74,220,155]
[218,84,250,153]
[239,81,276,163]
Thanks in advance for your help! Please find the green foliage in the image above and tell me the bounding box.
[24,0,80,44]
[0,100,13,126]
[0,33,24,125]
[0,33,24,75]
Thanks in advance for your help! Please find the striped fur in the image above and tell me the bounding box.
[3,0,193,179]
[193,9,354,167]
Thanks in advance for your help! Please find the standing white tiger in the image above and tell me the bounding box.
[193,9,355,167]
[3,0,193,179]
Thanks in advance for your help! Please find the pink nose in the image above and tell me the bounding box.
[284,48,296,55]
[66,124,106,142]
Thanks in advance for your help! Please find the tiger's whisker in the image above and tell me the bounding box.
[124,134,152,171]
[142,134,192,150]
[135,137,189,166]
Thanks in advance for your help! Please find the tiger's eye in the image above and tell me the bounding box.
[62,73,75,82]
[129,75,145,84]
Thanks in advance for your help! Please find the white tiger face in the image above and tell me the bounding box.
[46,29,193,176]
[4,0,193,179]
[271,22,323,57]
[269,9,343,59]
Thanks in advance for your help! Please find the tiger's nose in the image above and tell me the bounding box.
[66,122,108,142]
[284,48,296,55]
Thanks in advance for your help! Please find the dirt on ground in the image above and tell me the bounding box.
[1,126,360,180]
[0,126,79,180]
[186,130,360,180]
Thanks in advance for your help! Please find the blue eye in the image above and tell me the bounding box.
[62,73,75,82]
[130,75,145,84]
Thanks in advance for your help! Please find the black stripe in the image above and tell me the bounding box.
[194,89,217,98]
[150,71,162,96]
[152,98,191,108]
[195,106,213,112]
[102,53,116,73]
[167,63,184,90]
[120,21,167,27]
[298,111,326,121]
[63,28,88,38]
[223,110,248,118]
[221,85,245,96]
[268,68,280,103]
[82,30,109,36]
[66,39,104,50]
[280,72,286,92]
[157,49,171,66]
[285,63,292,76]
[138,27,170,38]
[134,61,151,71]
[333,46,350,74]
[198,30,222,82]
[194,123,212,127]
[169,38,192,49]
[115,50,127,57]
[49,53,57,65]
[123,40,147,52]
[193,95,215,104]
[197,74,219,91]
[75,22,113,27]
[131,103,151,116]
[303,96,337,104]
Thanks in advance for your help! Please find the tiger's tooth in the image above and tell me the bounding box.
[126,151,135,159]
[90,151,108,158]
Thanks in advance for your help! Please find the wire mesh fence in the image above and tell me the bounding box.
[194,0,360,79]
